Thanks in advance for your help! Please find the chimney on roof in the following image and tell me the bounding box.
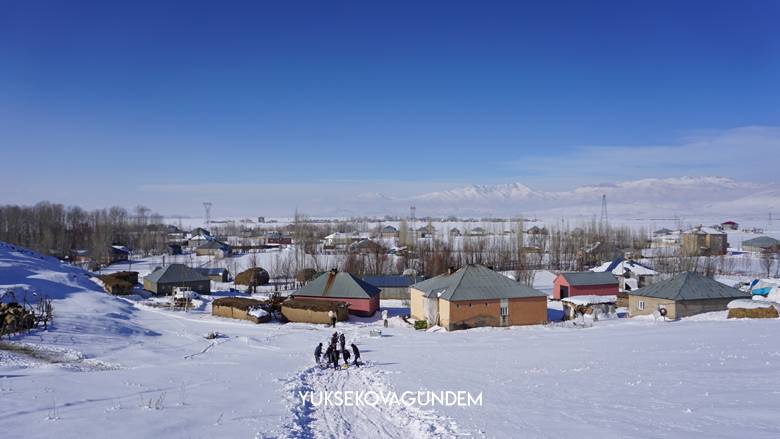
[330,268,338,275]
[447,266,456,275]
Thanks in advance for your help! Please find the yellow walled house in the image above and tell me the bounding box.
[410,265,547,331]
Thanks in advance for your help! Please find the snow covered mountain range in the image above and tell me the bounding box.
[350,176,778,218]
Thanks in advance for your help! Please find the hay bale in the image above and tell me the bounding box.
[211,297,271,323]
[281,298,349,324]
[97,275,134,295]
[727,306,779,319]
[234,268,270,286]
[111,271,139,284]
[212,297,265,310]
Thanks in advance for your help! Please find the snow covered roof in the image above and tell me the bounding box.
[412,265,546,301]
[559,272,618,286]
[629,272,749,301]
[683,226,725,235]
[727,299,774,310]
[591,257,657,276]
[561,295,617,306]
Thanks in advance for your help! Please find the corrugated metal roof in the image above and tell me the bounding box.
[294,271,380,299]
[628,272,749,301]
[362,275,426,288]
[197,240,231,250]
[560,272,619,286]
[145,264,209,284]
[411,265,546,301]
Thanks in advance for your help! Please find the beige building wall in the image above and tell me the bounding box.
[440,297,547,330]
[628,295,677,318]
[630,295,735,319]
[410,288,427,321]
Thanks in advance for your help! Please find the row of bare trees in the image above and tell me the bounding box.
[0,202,166,260]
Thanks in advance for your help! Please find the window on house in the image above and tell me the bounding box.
[638,300,645,310]
[500,305,508,316]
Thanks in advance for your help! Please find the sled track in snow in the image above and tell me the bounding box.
[281,363,465,439]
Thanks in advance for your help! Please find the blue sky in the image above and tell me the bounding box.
[1,1,779,215]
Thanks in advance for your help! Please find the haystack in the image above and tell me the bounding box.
[281,298,348,324]
[727,299,779,319]
[98,275,134,295]
[211,297,271,323]
[234,267,270,287]
[111,271,139,284]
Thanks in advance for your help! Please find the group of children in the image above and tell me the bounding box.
[314,331,361,369]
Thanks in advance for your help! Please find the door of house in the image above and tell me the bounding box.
[560,285,569,299]
[499,298,509,326]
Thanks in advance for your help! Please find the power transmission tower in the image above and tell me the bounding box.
[410,205,416,240]
[203,202,212,226]
[599,194,608,226]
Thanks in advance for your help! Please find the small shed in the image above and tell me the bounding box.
[291,269,381,316]
[195,240,233,257]
[742,236,780,253]
[97,275,134,295]
[553,272,619,300]
[628,271,750,319]
[195,267,230,282]
[561,295,618,321]
[281,298,349,324]
[212,297,271,323]
[143,264,211,296]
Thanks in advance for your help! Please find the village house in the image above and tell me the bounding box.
[194,267,230,283]
[591,257,657,293]
[416,224,436,238]
[265,230,292,245]
[106,245,130,265]
[720,220,739,231]
[291,269,381,316]
[143,264,211,296]
[348,239,385,255]
[628,271,750,319]
[742,236,780,253]
[650,228,680,248]
[410,265,547,331]
[380,225,399,239]
[448,227,462,237]
[552,272,619,300]
[323,232,369,248]
[194,240,232,257]
[681,226,728,256]
[361,274,426,300]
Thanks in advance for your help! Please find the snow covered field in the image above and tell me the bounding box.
[3,241,780,438]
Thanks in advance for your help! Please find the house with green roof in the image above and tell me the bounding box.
[628,271,749,319]
[410,264,547,331]
[742,236,780,253]
[143,263,211,295]
[291,269,381,316]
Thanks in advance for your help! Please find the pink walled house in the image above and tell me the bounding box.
[553,272,619,300]
[291,269,381,316]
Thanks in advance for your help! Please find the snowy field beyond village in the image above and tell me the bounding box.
[3,241,780,438]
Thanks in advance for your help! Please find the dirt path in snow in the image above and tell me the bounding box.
[281,362,464,439]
